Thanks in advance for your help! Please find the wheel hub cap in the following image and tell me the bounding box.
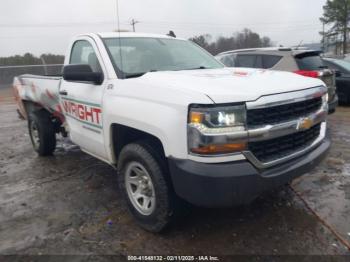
[30,121,40,150]
[125,162,156,216]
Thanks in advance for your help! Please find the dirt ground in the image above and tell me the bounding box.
[0,88,350,260]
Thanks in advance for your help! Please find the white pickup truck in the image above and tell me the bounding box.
[13,32,330,232]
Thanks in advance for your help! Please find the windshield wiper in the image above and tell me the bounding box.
[183,66,209,70]
[124,72,147,79]
[124,70,158,79]
[125,67,209,78]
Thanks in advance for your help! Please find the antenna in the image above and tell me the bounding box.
[115,0,124,77]
[295,40,303,50]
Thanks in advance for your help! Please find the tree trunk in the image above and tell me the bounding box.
[343,28,347,55]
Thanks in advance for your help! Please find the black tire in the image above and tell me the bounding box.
[117,141,185,232]
[28,110,56,156]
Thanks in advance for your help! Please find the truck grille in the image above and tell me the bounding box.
[248,123,321,163]
[247,97,322,127]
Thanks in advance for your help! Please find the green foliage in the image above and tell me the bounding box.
[40,54,65,64]
[189,28,272,55]
[321,0,350,53]
[321,0,350,29]
[0,53,64,66]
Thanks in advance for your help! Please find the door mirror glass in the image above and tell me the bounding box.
[63,64,104,85]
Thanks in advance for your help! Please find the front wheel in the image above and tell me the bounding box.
[28,111,56,156]
[118,141,185,232]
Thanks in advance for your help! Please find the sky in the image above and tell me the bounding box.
[0,0,328,56]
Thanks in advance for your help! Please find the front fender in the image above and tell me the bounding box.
[102,82,212,163]
[103,96,187,161]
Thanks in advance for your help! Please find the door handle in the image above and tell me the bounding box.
[59,90,68,96]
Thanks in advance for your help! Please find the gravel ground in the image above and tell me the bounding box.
[0,90,349,261]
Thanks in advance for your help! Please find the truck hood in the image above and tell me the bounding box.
[140,67,325,104]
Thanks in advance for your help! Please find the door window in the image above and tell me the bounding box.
[70,40,102,73]
[255,55,263,68]
[262,55,282,69]
[218,54,236,67]
[236,55,257,68]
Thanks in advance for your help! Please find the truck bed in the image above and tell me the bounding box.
[13,74,64,121]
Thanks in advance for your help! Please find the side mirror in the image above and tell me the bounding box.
[63,64,103,85]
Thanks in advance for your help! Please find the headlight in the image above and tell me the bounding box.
[189,105,246,129]
[188,104,247,155]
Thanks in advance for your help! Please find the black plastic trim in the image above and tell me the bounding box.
[168,136,330,207]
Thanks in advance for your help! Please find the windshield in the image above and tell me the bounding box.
[103,37,224,78]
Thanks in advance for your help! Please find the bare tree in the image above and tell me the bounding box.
[189,29,272,55]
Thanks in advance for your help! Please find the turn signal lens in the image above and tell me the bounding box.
[190,112,204,124]
[191,143,247,155]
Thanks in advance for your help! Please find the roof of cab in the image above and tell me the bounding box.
[93,32,185,40]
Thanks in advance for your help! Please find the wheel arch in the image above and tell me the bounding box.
[23,100,46,116]
[110,123,166,165]
[24,100,63,134]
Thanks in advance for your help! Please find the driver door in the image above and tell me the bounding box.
[59,38,107,159]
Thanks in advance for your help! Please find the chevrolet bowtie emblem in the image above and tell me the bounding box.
[297,118,313,131]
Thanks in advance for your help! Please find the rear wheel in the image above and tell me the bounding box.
[28,111,56,156]
[117,141,186,232]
